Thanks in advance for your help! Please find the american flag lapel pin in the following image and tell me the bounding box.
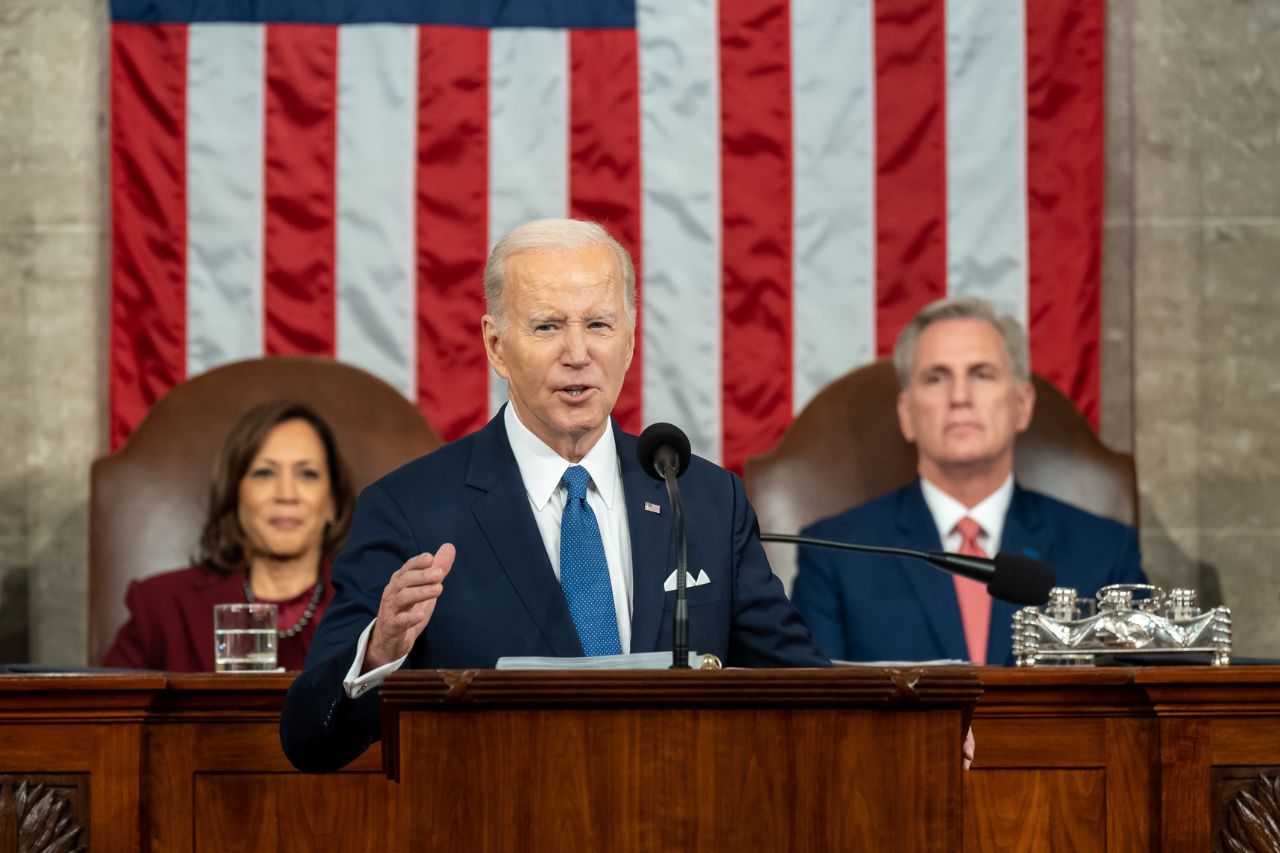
[644,501,661,514]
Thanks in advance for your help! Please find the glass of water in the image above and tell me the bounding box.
[213,603,278,672]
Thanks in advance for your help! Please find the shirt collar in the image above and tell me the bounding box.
[919,474,1015,551]
[503,403,620,510]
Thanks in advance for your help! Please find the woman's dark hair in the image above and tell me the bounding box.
[198,401,355,574]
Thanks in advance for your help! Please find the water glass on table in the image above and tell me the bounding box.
[213,603,278,672]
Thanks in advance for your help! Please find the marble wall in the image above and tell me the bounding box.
[0,0,106,663]
[1,0,1278,663]
[1128,0,1280,658]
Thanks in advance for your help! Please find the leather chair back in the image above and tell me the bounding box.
[743,359,1136,592]
[89,357,443,664]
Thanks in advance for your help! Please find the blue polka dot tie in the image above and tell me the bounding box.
[559,465,622,656]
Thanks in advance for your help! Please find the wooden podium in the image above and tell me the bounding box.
[378,667,980,851]
[6,667,1280,848]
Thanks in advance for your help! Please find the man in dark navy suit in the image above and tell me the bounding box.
[792,297,1146,666]
[282,219,827,772]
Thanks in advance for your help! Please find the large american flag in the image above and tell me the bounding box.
[109,0,1104,473]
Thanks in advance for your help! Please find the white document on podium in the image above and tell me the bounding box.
[834,659,969,667]
[496,651,703,670]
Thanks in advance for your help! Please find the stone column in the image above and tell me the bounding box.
[1131,0,1280,657]
[0,0,107,664]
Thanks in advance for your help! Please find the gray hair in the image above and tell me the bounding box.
[892,296,1030,389]
[483,218,637,330]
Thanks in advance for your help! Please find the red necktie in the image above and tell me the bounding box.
[953,517,992,664]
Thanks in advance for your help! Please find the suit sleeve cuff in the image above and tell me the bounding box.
[342,619,408,698]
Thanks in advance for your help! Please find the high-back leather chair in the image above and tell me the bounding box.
[89,357,443,664]
[744,359,1136,592]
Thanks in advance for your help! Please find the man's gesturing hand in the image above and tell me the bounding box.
[362,544,456,673]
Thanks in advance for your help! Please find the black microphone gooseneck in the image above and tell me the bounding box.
[664,461,689,670]
[760,532,1055,606]
[637,423,693,669]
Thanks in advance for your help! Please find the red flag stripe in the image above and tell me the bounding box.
[874,0,948,355]
[263,24,338,358]
[1025,0,1105,428]
[719,0,795,475]
[106,10,1110,457]
[569,28,644,436]
[109,23,189,450]
[415,26,491,442]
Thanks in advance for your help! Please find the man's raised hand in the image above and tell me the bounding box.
[363,544,456,672]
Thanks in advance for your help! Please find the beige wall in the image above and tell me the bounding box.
[1126,0,1280,659]
[2,0,1278,663]
[0,0,106,664]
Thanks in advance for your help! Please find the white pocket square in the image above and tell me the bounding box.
[662,570,710,592]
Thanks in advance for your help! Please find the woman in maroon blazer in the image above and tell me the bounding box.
[102,401,355,671]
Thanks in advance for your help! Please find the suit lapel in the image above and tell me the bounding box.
[616,427,673,654]
[987,485,1045,664]
[896,481,970,661]
[467,411,583,657]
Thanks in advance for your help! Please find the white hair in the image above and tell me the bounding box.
[483,218,636,330]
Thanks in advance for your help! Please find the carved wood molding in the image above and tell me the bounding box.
[0,775,88,853]
[380,667,983,708]
[1217,771,1280,853]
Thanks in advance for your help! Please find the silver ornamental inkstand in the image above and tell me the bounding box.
[1012,583,1231,667]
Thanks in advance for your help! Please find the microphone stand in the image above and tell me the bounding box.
[663,464,690,669]
[760,533,989,578]
[760,532,1055,606]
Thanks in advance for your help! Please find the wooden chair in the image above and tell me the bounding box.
[88,357,443,665]
[743,359,1136,592]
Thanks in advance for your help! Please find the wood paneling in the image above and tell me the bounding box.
[381,668,980,852]
[0,675,155,851]
[193,774,396,852]
[0,774,90,851]
[968,667,1158,851]
[1,666,1279,849]
[965,769,1106,852]
[145,675,388,853]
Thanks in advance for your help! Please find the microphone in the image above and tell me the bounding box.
[637,423,693,669]
[759,532,1055,606]
[637,422,691,480]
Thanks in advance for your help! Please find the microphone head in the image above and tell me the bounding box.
[636,422,692,480]
[989,553,1056,606]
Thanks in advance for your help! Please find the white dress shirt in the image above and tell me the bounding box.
[502,402,635,651]
[344,404,635,697]
[918,474,1014,554]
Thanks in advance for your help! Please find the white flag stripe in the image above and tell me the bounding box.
[637,0,723,463]
[186,23,265,376]
[487,28,570,417]
[335,24,419,400]
[790,0,876,414]
[945,0,1029,326]
[168,9,1062,469]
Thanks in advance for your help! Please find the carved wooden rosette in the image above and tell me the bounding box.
[0,775,88,852]
[1216,770,1280,853]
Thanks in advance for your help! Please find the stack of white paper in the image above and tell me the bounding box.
[833,659,968,667]
[496,651,703,670]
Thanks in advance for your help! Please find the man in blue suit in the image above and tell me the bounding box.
[792,297,1145,666]
[282,219,828,772]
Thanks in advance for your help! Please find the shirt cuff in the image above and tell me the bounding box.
[341,619,408,699]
